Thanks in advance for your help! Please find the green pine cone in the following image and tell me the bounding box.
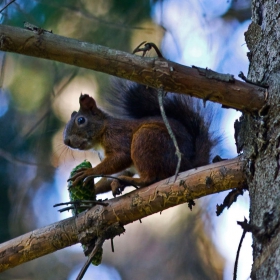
[68,160,95,207]
[68,160,103,266]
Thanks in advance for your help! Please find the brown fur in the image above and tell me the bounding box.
[64,84,216,196]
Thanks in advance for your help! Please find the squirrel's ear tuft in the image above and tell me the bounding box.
[79,94,97,111]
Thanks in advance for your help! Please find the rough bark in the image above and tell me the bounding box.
[0,24,265,112]
[236,1,280,279]
[0,157,245,271]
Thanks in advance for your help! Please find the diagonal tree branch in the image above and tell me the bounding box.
[0,157,245,272]
[0,24,265,112]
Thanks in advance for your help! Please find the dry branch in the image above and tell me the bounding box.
[0,157,245,272]
[0,24,265,112]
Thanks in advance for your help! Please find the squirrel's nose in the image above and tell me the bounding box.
[64,138,71,146]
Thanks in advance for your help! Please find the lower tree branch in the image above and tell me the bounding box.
[0,157,245,272]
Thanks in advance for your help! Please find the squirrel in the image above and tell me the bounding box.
[63,79,218,196]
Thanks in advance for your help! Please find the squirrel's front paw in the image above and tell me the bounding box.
[111,179,125,197]
[68,168,95,186]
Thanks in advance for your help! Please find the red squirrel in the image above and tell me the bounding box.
[63,79,218,196]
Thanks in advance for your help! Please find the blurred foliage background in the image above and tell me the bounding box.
[0,0,252,279]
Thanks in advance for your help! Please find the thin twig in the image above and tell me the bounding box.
[76,237,104,280]
[111,238,114,252]
[133,41,163,58]
[234,218,248,280]
[158,88,182,182]
[53,200,108,207]
[0,0,16,13]
[238,71,269,88]
[53,200,109,213]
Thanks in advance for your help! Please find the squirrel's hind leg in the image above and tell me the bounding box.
[131,124,178,180]
[95,170,135,195]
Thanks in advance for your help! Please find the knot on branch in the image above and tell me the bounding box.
[78,220,125,251]
[78,221,125,266]
[0,35,13,49]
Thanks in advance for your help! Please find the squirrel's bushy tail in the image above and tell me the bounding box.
[105,79,220,167]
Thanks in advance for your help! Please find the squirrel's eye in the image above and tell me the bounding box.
[77,117,86,125]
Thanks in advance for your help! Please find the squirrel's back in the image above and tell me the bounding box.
[105,79,219,168]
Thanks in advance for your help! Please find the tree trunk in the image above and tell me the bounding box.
[237,1,280,279]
